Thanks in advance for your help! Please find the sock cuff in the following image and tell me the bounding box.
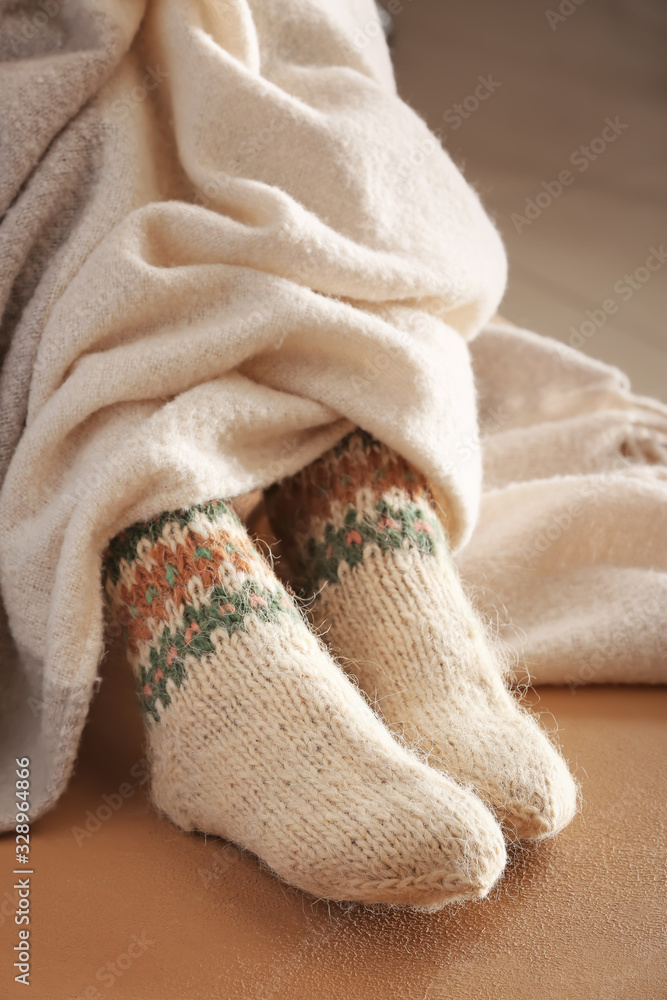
[266,430,451,589]
[102,499,240,587]
[102,498,297,720]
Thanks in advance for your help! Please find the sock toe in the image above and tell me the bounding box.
[459,702,578,842]
[310,766,507,909]
[147,614,508,910]
[500,736,579,842]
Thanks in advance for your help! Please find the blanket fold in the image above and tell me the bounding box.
[464,325,667,689]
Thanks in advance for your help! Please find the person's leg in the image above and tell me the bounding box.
[265,430,578,841]
[103,497,506,907]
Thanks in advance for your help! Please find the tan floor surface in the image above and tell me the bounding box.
[0,642,664,999]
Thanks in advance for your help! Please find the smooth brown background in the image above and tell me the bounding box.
[1,640,665,999]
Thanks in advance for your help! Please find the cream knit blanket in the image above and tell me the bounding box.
[0,0,664,829]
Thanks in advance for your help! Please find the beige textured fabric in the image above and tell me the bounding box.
[103,500,506,908]
[265,431,578,842]
[0,0,506,829]
[464,323,667,688]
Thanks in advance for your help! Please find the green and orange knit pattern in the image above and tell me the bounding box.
[265,429,449,592]
[103,500,297,721]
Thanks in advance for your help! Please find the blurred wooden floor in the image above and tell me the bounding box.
[390,0,667,400]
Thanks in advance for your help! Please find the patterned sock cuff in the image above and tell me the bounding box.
[265,430,448,591]
[103,499,297,721]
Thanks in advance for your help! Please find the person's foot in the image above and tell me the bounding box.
[103,498,506,907]
[265,430,578,841]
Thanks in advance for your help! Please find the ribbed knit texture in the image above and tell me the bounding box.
[265,431,578,841]
[103,498,507,908]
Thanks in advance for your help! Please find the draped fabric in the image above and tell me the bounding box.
[1,0,663,832]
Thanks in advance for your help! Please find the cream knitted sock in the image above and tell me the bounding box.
[103,499,507,907]
[265,431,578,842]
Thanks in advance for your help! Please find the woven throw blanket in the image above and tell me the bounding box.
[464,324,667,690]
[0,0,664,830]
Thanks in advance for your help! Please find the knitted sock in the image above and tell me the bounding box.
[265,431,578,842]
[103,498,507,908]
